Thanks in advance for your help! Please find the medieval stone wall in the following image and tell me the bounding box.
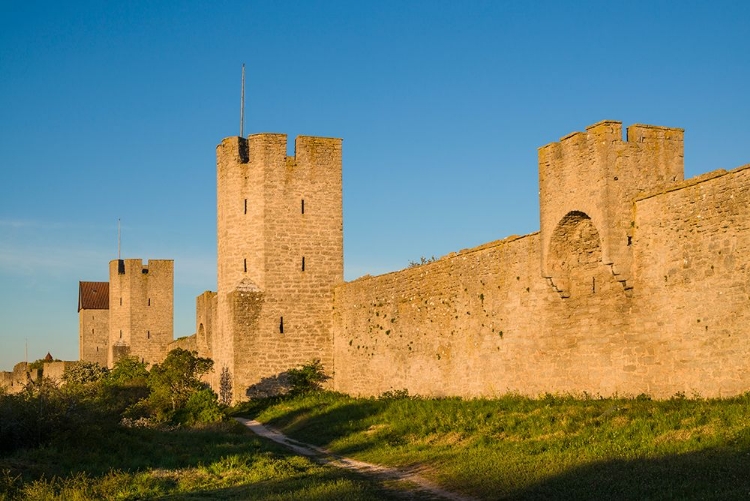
[630,164,750,396]
[168,335,197,352]
[331,125,750,399]
[195,291,216,360]
[214,134,343,400]
[79,309,108,367]
[189,120,750,402]
[332,230,642,397]
[0,361,74,394]
[108,259,174,367]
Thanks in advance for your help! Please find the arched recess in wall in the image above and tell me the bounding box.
[198,323,211,356]
[547,211,603,298]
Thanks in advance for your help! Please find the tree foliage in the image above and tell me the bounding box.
[0,350,225,455]
[105,356,149,386]
[145,348,215,422]
[62,361,108,385]
[287,359,330,395]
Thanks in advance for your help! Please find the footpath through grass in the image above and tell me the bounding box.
[0,419,405,500]
[241,391,750,500]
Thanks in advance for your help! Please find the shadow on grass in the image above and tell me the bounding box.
[239,393,385,453]
[505,444,750,500]
[0,422,406,501]
[156,468,404,501]
[3,422,271,480]
[270,401,383,446]
[248,395,750,500]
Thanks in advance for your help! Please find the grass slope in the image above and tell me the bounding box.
[0,420,405,500]
[245,392,750,500]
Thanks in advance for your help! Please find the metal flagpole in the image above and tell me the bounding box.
[240,64,245,137]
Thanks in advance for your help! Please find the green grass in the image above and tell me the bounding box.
[0,420,405,500]
[245,392,750,500]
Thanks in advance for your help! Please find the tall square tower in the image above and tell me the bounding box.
[214,134,343,400]
[108,259,174,367]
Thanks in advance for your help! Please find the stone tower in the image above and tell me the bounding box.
[78,281,109,366]
[538,120,684,296]
[108,259,174,367]
[214,133,343,401]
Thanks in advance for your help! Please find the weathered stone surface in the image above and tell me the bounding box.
[211,134,343,401]
[66,120,749,402]
[330,122,749,398]
[108,259,174,367]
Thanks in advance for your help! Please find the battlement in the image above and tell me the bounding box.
[539,120,684,294]
[540,120,684,159]
[217,134,342,167]
[109,258,174,275]
[107,258,174,367]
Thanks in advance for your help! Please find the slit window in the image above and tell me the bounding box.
[279,317,284,334]
[147,331,150,339]
[120,298,122,306]
[119,330,122,339]
[244,258,247,272]
[302,256,305,271]
[244,199,247,214]
[301,199,305,214]
[148,298,151,306]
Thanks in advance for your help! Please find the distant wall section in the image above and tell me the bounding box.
[79,309,109,366]
[108,259,174,367]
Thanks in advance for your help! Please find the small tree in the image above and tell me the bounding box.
[106,356,149,386]
[287,359,330,395]
[219,366,233,405]
[180,388,224,425]
[101,356,150,414]
[146,349,214,421]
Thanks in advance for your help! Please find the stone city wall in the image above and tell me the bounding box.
[331,151,750,399]
[214,134,343,400]
[629,164,750,396]
[79,309,109,367]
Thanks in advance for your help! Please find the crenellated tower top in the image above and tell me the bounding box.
[214,132,343,401]
[538,120,684,295]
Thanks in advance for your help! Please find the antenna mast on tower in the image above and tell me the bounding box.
[117,218,121,260]
[240,63,245,137]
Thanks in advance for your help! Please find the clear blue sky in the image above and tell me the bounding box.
[1,1,748,371]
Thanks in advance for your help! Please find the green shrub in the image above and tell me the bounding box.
[144,349,214,423]
[105,356,149,386]
[0,378,74,453]
[287,359,330,395]
[179,388,225,425]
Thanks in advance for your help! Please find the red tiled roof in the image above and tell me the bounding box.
[78,281,109,311]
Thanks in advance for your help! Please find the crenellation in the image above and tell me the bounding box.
[107,258,173,367]
[62,119,750,403]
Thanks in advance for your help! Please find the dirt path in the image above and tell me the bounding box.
[234,417,476,501]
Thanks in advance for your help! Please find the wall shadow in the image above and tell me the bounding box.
[505,444,750,500]
[245,371,293,398]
